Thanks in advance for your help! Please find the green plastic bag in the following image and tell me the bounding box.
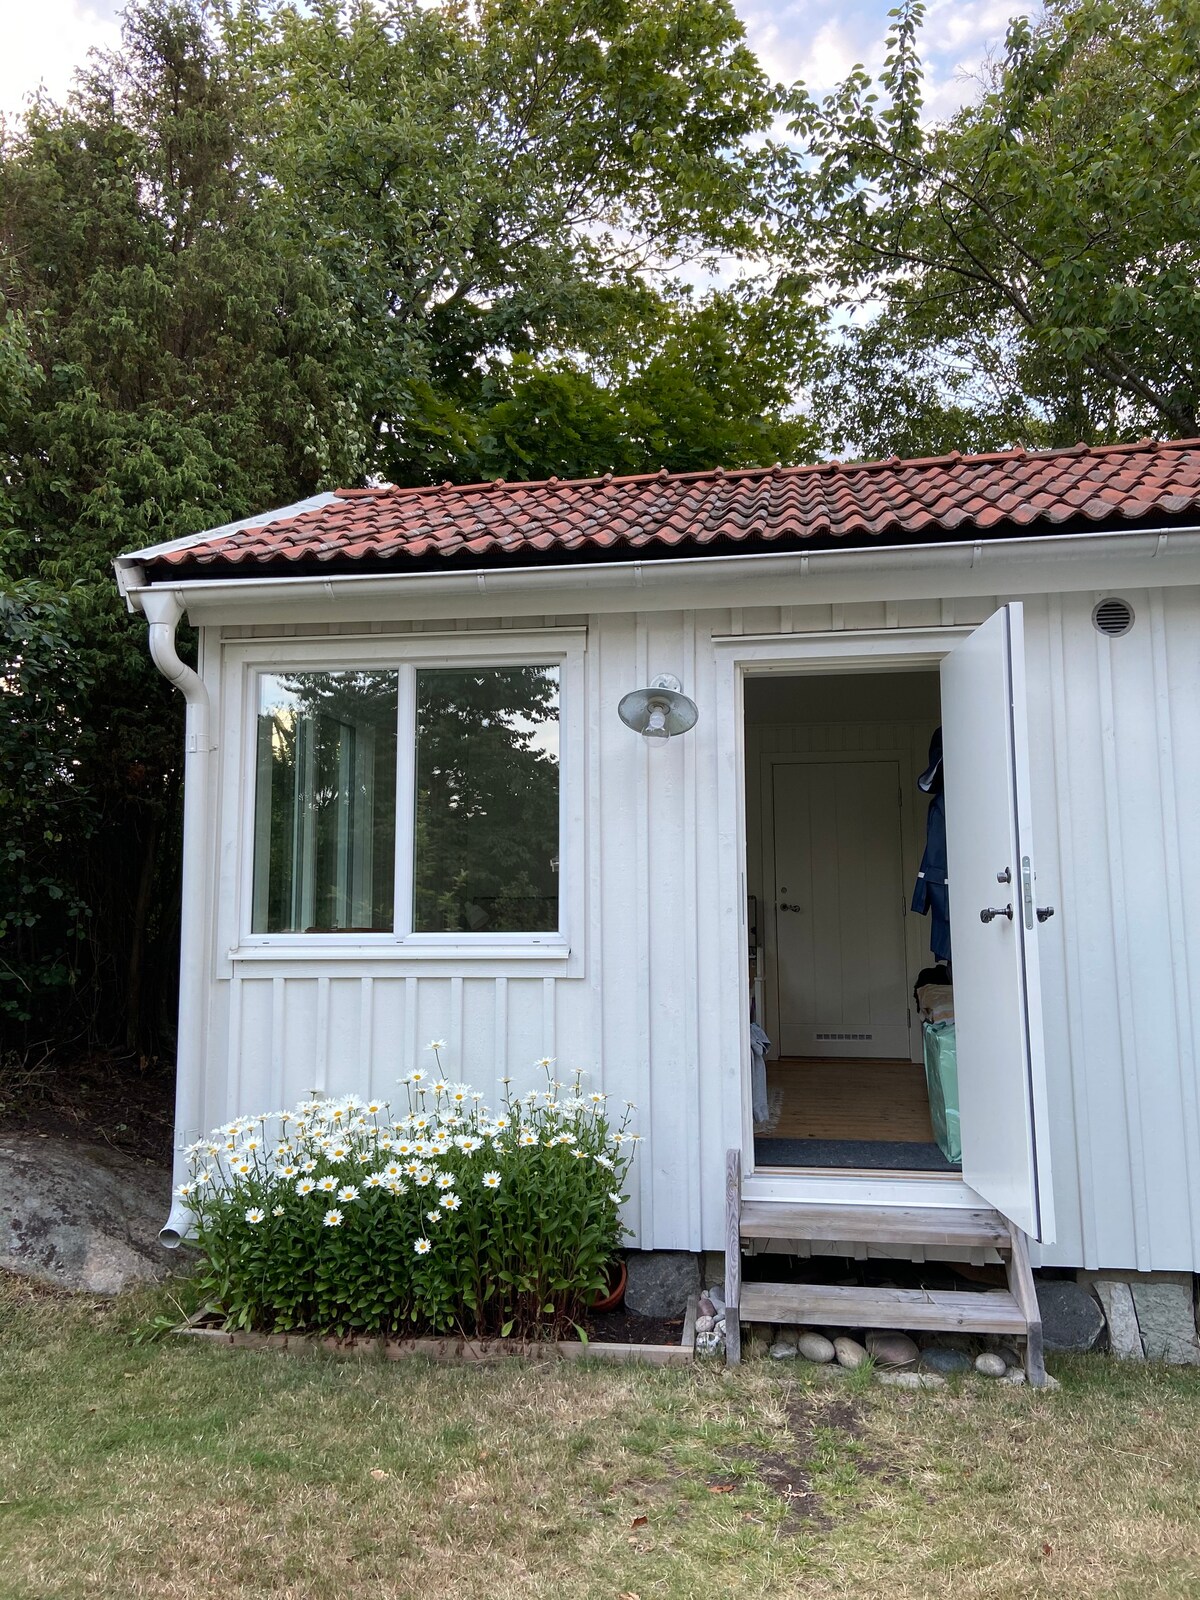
[922,1021,962,1166]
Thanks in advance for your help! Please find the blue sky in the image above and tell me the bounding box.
[2,1,1030,124]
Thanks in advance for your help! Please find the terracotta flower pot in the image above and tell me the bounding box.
[590,1258,627,1313]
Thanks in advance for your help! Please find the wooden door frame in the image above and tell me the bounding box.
[759,749,922,1063]
[712,627,973,1185]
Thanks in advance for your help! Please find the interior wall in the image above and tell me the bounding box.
[745,670,941,1063]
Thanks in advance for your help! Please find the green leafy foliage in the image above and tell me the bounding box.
[182,1055,638,1340]
[0,0,816,1059]
[0,582,97,1022]
[785,0,1200,454]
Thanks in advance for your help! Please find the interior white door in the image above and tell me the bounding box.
[772,759,911,1059]
[941,603,1055,1242]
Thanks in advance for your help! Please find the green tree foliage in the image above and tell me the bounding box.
[233,0,815,481]
[787,0,1200,457]
[0,0,369,1051]
[0,0,814,1057]
[0,582,96,1027]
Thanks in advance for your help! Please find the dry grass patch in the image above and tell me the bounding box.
[2,1280,1200,1598]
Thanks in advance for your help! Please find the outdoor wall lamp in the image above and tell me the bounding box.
[617,674,699,742]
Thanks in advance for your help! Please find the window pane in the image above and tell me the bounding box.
[252,671,398,933]
[414,666,560,933]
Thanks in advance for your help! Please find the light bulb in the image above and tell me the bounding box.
[643,701,670,740]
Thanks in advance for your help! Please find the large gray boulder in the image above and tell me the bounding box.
[1036,1278,1107,1352]
[624,1250,700,1318]
[0,1134,173,1294]
[1129,1276,1200,1365]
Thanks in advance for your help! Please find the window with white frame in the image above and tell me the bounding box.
[249,661,561,937]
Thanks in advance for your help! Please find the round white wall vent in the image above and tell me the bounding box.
[1092,597,1135,638]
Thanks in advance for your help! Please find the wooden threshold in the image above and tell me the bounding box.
[754,1164,962,1180]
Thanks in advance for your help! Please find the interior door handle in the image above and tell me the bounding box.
[980,904,1013,923]
[1036,905,1055,922]
[778,903,802,913]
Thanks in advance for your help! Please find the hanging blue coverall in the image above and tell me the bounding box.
[911,727,951,963]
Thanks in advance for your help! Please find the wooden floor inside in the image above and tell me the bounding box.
[762,1057,936,1144]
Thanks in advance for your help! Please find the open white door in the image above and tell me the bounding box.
[941,604,1055,1243]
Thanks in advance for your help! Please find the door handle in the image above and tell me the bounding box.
[1036,905,1055,922]
[778,902,803,913]
[980,904,1013,923]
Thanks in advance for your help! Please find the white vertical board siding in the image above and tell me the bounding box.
[198,585,1200,1266]
[1026,587,1200,1269]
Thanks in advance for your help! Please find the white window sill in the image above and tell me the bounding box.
[228,938,571,964]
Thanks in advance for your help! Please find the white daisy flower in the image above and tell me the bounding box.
[609,1191,623,1204]
[296,1178,316,1196]
[425,1041,446,1053]
[233,1161,252,1176]
[435,1173,455,1190]
[519,1132,537,1147]
[364,1174,383,1190]
[413,1237,432,1255]
[196,1169,214,1184]
[323,1209,344,1228]
[493,1115,509,1130]
[244,1208,265,1224]
[409,1069,426,1084]
[280,1165,297,1179]
[595,1154,614,1170]
[174,1182,194,1198]
[456,1136,483,1154]
[414,1167,434,1188]
[589,1093,606,1104]
[272,1205,285,1217]
[536,1056,555,1069]
[431,1080,448,1094]
[385,1177,406,1195]
[300,1159,318,1173]
[330,1144,349,1160]
[365,1101,383,1115]
[338,1185,360,1202]
[481,1171,502,1190]
[439,1192,461,1211]
[426,1209,441,1225]
[317,1175,338,1193]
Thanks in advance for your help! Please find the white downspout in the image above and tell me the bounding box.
[141,589,211,1247]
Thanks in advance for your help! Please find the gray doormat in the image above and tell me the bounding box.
[754,1136,960,1172]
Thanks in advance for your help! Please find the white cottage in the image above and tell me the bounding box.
[115,440,1200,1377]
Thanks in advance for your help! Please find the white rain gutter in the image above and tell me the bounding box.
[115,521,1200,618]
[141,588,211,1247]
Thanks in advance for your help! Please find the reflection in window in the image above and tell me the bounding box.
[414,667,560,933]
[252,671,398,933]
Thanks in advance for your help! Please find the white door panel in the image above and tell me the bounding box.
[942,604,1055,1242]
[773,759,910,1059]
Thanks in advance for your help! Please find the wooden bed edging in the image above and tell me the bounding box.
[175,1302,697,1368]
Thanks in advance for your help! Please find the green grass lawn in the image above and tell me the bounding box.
[3,1278,1200,1599]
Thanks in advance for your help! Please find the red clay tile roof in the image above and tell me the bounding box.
[142,438,1200,579]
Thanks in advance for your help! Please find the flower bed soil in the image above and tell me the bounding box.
[587,1310,685,1345]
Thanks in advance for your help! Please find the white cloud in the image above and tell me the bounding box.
[0,0,121,125]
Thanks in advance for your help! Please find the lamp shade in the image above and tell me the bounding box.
[618,674,699,740]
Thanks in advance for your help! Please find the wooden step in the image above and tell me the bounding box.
[739,1281,1026,1336]
[739,1201,1010,1251]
